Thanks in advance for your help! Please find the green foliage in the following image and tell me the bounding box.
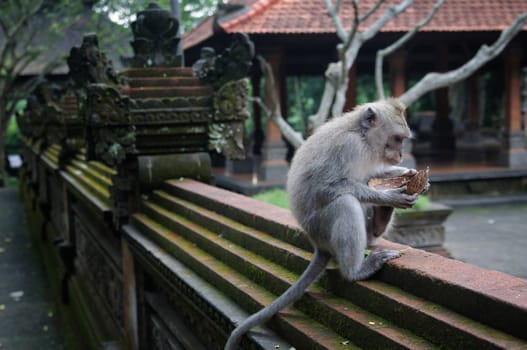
[6,100,25,146]
[252,189,290,209]
[6,118,21,146]
[395,195,431,213]
[356,74,389,105]
[95,0,223,32]
[253,189,431,213]
[413,195,431,210]
[286,75,325,134]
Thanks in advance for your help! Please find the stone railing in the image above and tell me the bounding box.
[16,3,527,350]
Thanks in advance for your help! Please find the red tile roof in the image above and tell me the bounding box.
[183,0,527,48]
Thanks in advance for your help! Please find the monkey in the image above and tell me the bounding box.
[224,98,424,350]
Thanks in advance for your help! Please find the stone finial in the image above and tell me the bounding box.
[130,2,182,67]
[67,34,120,87]
[192,32,255,88]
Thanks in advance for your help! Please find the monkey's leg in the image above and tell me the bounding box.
[329,196,400,282]
[371,206,394,238]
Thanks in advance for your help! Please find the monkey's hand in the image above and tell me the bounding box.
[380,186,418,208]
[380,166,416,178]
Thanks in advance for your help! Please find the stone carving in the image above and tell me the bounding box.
[86,84,131,125]
[67,34,120,87]
[93,126,137,166]
[19,81,64,141]
[193,32,255,89]
[208,79,250,159]
[75,217,124,329]
[130,3,182,67]
[125,232,232,349]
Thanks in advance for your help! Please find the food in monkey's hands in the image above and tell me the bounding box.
[368,167,429,195]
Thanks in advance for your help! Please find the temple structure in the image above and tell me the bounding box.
[183,0,527,186]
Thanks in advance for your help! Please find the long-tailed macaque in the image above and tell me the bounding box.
[225,98,423,349]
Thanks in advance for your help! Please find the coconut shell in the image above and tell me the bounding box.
[368,167,429,195]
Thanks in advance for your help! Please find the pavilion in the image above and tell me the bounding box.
[182,0,527,189]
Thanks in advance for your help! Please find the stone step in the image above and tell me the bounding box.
[121,85,214,99]
[161,179,312,251]
[128,77,202,88]
[64,163,110,205]
[71,159,112,188]
[129,213,354,349]
[149,190,314,276]
[377,245,527,343]
[138,196,437,348]
[158,179,527,347]
[125,67,194,78]
[143,187,515,346]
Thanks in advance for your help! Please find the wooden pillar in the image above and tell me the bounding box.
[388,52,415,167]
[503,50,523,134]
[389,52,406,97]
[431,45,456,162]
[435,45,449,118]
[256,49,289,182]
[499,48,527,167]
[466,75,479,129]
[265,50,287,143]
[343,64,357,112]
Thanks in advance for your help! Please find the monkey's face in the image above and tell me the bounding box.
[383,133,406,165]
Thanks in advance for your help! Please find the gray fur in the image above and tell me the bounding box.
[224,99,419,349]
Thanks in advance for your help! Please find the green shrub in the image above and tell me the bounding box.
[252,189,290,209]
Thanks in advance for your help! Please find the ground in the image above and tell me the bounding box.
[444,204,527,279]
[0,187,64,350]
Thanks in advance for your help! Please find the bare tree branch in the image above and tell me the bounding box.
[342,0,360,54]
[256,56,304,148]
[375,0,445,99]
[324,0,348,40]
[399,11,527,106]
[360,0,386,22]
[309,71,337,130]
[330,0,414,117]
[362,0,413,41]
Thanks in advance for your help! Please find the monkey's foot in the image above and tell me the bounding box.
[369,249,401,263]
[350,249,401,281]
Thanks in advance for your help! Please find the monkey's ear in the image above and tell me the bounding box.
[360,107,377,129]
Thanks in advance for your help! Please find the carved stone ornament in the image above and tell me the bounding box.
[86,84,131,125]
[67,34,120,87]
[21,81,62,139]
[192,32,255,88]
[130,2,182,67]
[94,126,137,166]
[208,79,250,159]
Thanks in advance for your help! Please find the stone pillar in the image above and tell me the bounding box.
[257,50,289,182]
[431,45,456,162]
[343,64,357,112]
[499,49,527,167]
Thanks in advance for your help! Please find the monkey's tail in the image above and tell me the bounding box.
[224,249,331,350]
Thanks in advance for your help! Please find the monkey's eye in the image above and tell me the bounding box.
[394,135,404,143]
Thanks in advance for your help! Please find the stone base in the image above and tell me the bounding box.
[499,131,527,168]
[386,202,453,255]
[256,140,289,182]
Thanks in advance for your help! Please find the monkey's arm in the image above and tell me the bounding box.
[337,179,417,208]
